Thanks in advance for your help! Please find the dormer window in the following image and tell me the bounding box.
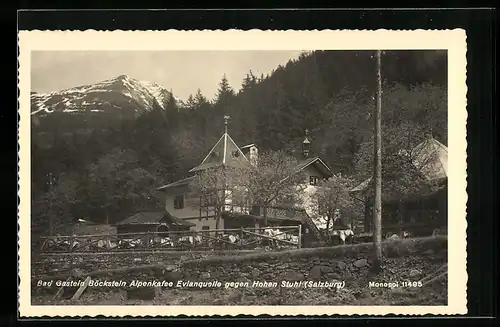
[174,195,185,209]
[309,176,319,186]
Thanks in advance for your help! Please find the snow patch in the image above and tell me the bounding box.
[31,103,53,115]
[30,74,175,115]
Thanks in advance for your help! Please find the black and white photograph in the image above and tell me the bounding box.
[18,30,467,316]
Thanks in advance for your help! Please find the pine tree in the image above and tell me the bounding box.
[165,90,179,113]
[215,74,236,110]
[30,50,448,239]
[194,89,210,109]
[240,70,257,92]
[185,94,196,111]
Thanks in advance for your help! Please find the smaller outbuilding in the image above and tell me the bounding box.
[115,211,195,235]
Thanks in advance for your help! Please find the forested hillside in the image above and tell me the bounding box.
[30,50,447,235]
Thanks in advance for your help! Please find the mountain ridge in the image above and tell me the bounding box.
[31,75,184,117]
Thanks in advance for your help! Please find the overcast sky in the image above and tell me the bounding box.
[31,51,305,101]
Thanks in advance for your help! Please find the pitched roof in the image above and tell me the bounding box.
[116,212,165,225]
[160,135,333,191]
[295,157,333,178]
[350,176,373,193]
[157,176,195,191]
[69,224,117,236]
[116,211,195,227]
[189,133,250,173]
[350,136,448,193]
[164,211,196,227]
[411,137,448,180]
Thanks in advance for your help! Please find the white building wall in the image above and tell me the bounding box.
[297,183,330,229]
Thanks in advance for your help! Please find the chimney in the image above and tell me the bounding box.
[241,144,258,166]
[249,145,258,166]
[302,129,311,158]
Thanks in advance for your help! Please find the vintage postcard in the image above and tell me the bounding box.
[18,29,467,317]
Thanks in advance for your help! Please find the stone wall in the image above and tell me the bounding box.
[180,236,447,287]
[31,236,447,299]
[31,250,258,297]
[32,250,254,280]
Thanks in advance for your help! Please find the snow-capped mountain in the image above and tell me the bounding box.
[31,75,182,116]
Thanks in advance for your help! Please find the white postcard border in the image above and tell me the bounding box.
[18,29,468,317]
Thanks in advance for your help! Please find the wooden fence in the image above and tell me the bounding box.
[39,226,302,253]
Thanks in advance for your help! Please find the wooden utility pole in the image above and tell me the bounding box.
[373,50,383,270]
[48,172,54,237]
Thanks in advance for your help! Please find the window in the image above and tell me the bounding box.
[202,226,210,230]
[173,195,184,209]
[309,176,319,186]
[251,205,261,216]
[204,193,217,206]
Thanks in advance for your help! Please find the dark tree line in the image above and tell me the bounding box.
[30,50,447,236]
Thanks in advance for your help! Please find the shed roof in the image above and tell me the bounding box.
[165,211,196,227]
[157,176,195,191]
[240,143,255,150]
[116,211,195,227]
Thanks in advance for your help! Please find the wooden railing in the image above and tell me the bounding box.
[39,226,302,253]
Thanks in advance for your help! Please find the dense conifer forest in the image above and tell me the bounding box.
[30,50,447,235]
